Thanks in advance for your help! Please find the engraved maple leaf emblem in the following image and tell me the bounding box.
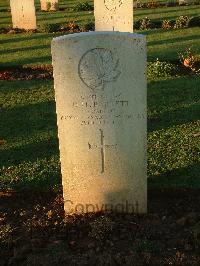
[78,48,121,91]
[104,0,123,11]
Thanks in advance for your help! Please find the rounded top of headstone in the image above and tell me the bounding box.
[51,31,145,44]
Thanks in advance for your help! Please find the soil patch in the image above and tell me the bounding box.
[0,66,53,81]
[0,188,200,265]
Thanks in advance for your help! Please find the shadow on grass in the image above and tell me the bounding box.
[0,137,59,168]
[0,33,54,45]
[136,6,198,18]
[148,76,200,132]
[137,28,168,36]
[0,44,50,55]
[1,75,200,190]
[148,102,200,132]
[36,11,92,22]
[1,55,52,67]
[1,97,58,168]
[148,163,200,189]
[1,100,57,140]
[148,34,200,46]
[36,15,69,22]
[0,80,60,190]
[0,22,11,27]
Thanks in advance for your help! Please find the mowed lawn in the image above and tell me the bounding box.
[0,0,200,191]
[0,0,200,66]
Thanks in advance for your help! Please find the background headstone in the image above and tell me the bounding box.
[50,0,59,11]
[179,0,192,5]
[40,0,49,11]
[133,1,139,8]
[52,32,147,214]
[40,0,59,11]
[10,0,36,30]
[94,0,133,32]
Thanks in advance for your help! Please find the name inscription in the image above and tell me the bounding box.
[60,93,145,126]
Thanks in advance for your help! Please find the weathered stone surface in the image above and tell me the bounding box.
[10,0,36,30]
[50,0,59,11]
[52,32,147,214]
[94,0,133,32]
[40,0,59,11]
[40,0,48,11]
[179,0,192,5]
[133,1,139,8]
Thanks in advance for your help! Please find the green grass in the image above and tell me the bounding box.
[0,0,199,67]
[148,76,200,188]
[0,27,199,67]
[135,5,200,21]
[146,27,200,61]
[0,32,57,68]
[0,76,199,190]
[0,80,60,190]
[0,1,200,191]
[1,0,200,28]
[0,0,200,67]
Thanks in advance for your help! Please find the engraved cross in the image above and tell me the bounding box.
[22,6,24,18]
[88,129,117,173]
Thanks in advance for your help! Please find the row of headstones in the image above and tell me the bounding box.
[10,0,133,32]
[10,0,58,30]
[52,1,147,214]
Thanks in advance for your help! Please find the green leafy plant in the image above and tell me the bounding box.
[147,59,178,79]
[81,21,95,32]
[147,0,158,8]
[133,20,141,30]
[178,47,200,74]
[140,17,152,30]
[50,2,59,11]
[188,16,200,27]
[65,21,80,33]
[152,19,162,28]
[174,15,190,28]
[140,2,148,8]
[39,23,61,33]
[73,1,93,11]
[162,19,172,29]
[0,27,9,34]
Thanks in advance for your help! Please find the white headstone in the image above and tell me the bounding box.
[52,32,147,214]
[10,0,37,30]
[179,0,192,5]
[40,0,59,11]
[133,1,138,8]
[40,0,48,11]
[50,0,59,11]
[94,0,133,32]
